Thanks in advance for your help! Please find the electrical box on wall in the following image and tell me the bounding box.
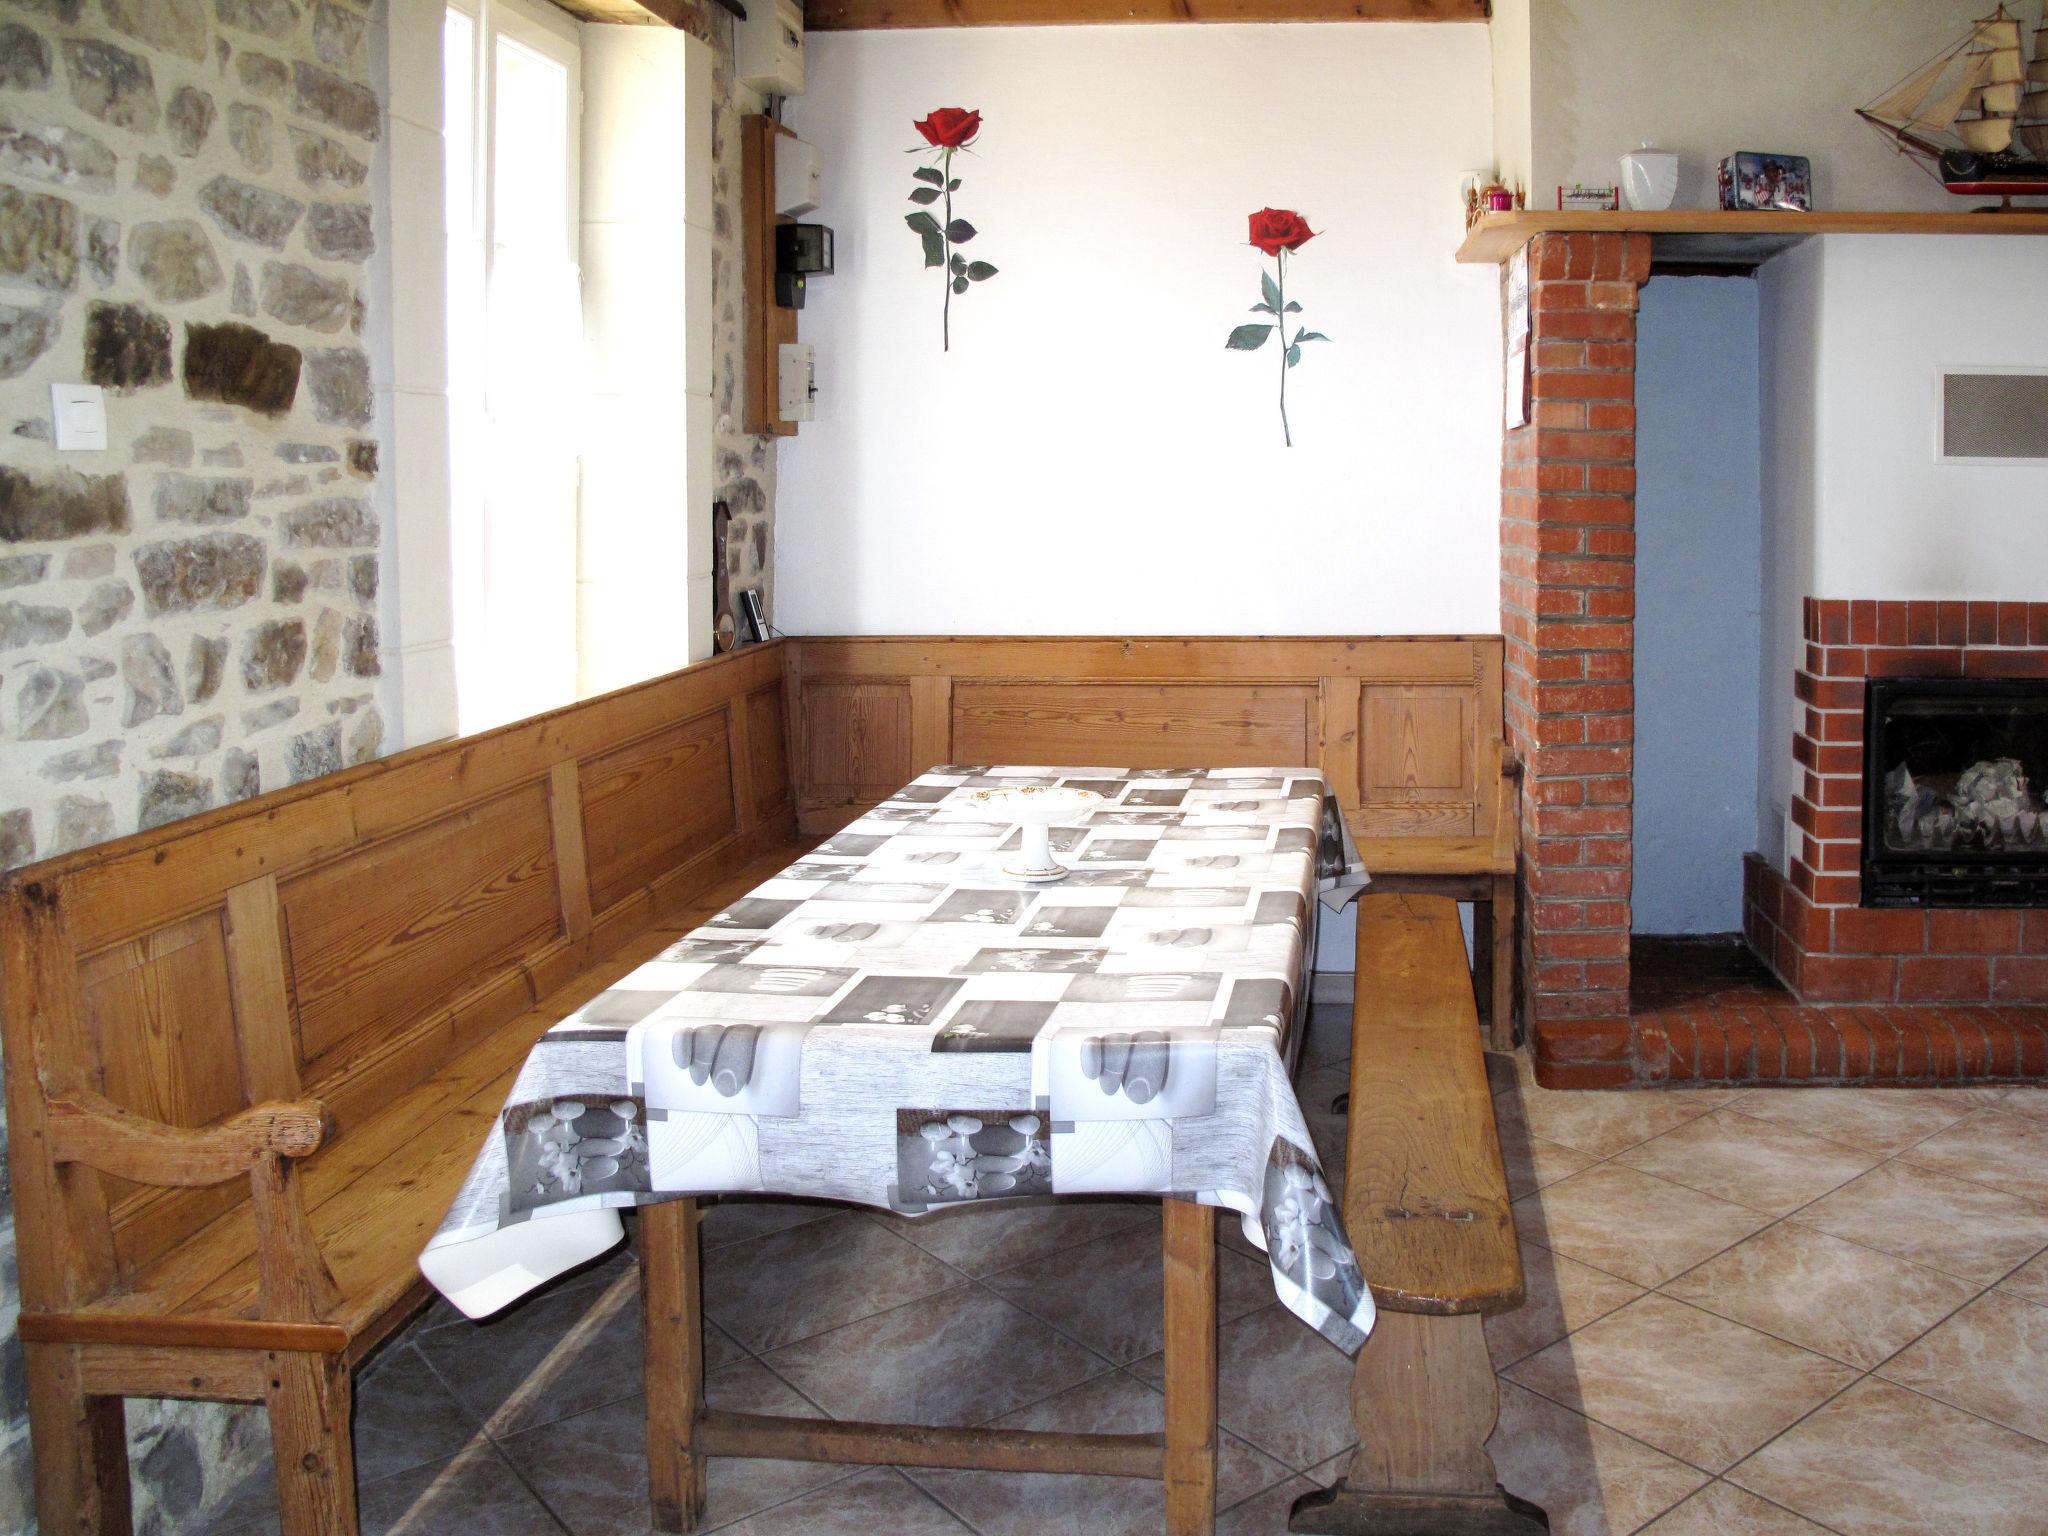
[774,136,821,217]
[737,0,804,97]
[778,343,815,423]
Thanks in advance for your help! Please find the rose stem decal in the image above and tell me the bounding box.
[1225,208,1332,447]
[906,107,998,352]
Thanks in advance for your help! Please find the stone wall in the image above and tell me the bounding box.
[0,0,390,1527]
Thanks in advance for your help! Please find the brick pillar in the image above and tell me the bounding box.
[1501,232,1649,1087]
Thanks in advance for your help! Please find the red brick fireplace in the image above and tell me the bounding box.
[1500,230,2048,1089]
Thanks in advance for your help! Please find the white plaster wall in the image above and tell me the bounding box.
[776,23,1502,636]
[1755,234,2048,873]
[1489,0,1533,197]
[1529,0,2001,212]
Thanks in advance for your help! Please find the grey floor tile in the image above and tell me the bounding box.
[764,1283,1110,1427]
[870,1196,1155,1276]
[359,1442,567,1536]
[700,1197,841,1250]
[909,1370,1289,1535]
[717,1468,970,1535]
[416,1271,645,1437]
[982,1222,1275,1364]
[1131,1304,1355,1472]
[496,1359,854,1536]
[355,1341,489,1483]
[704,1211,965,1353]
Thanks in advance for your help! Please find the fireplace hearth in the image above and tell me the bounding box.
[1863,677,2048,907]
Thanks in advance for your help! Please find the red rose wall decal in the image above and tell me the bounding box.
[1226,208,1331,447]
[906,107,998,352]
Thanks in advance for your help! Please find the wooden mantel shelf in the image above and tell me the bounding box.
[1456,209,2048,269]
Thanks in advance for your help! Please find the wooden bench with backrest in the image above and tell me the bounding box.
[780,635,1521,1045]
[0,642,803,1536]
[1288,892,1546,1535]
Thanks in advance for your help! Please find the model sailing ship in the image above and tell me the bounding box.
[1858,3,2048,206]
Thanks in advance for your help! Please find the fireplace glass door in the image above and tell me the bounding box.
[1863,677,2048,907]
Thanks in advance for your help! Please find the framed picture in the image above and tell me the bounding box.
[738,589,768,645]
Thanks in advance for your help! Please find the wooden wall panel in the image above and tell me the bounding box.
[280,783,563,1075]
[802,681,913,805]
[581,708,738,915]
[747,684,791,814]
[950,682,1314,770]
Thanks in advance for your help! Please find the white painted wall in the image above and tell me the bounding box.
[1755,235,2048,871]
[1489,0,1534,197]
[1526,0,2005,213]
[777,23,1503,636]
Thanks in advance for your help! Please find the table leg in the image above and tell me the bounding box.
[1289,1310,1546,1534]
[1490,874,1518,1052]
[642,1199,708,1533]
[1161,1198,1216,1536]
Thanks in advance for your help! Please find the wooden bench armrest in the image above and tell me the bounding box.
[46,1091,334,1188]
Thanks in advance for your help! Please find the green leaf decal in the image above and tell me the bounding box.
[965,261,998,281]
[1286,344,1302,368]
[952,275,970,294]
[1284,301,1303,313]
[1250,302,1276,315]
[945,219,977,243]
[913,166,945,186]
[908,186,942,205]
[905,212,944,268]
[948,179,961,191]
[906,211,942,235]
[951,253,968,273]
[1260,270,1282,310]
[1225,324,1275,352]
[1295,330,1331,343]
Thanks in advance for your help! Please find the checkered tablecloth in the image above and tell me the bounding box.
[421,766,1375,1353]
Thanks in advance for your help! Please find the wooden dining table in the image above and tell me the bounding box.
[420,764,1373,1532]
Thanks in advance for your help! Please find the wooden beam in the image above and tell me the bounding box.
[547,0,698,26]
[807,0,1487,29]
[698,1411,1167,1477]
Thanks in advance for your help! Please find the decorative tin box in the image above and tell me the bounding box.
[1718,151,1813,211]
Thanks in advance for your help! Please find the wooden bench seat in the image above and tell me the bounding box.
[1290,894,1546,1535]
[2,645,801,1536]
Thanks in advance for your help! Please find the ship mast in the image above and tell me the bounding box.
[1955,3,2027,153]
[2018,6,2048,157]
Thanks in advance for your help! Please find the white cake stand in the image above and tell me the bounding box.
[967,785,1104,882]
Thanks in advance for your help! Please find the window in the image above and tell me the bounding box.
[444,0,584,734]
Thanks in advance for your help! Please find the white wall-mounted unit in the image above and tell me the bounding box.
[737,0,804,96]
[774,135,821,216]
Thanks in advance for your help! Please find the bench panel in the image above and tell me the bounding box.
[581,707,737,915]
[80,911,243,1133]
[1356,682,1478,836]
[950,682,1315,769]
[747,683,791,813]
[800,681,913,807]
[280,780,564,1076]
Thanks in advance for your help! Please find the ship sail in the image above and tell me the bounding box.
[1858,1,2048,190]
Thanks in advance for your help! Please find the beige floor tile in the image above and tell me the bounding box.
[1129,1303,1357,1472]
[762,1283,1109,1427]
[1512,1164,1772,1287]
[1493,1084,1601,1199]
[1484,1241,1646,1369]
[870,1197,1154,1277]
[719,1468,971,1536]
[495,1360,853,1536]
[1729,1377,2048,1536]
[1898,1108,2048,1203]
[1998,1249,2048,1306]
[1729,1087,1982,1156]
[1995,1085,2048,1121]
[1485,1379,1708,1536]
[1636,1480,1834,1534]
[982,1221,1275,1363]
[1878,1288,2048,1442]
[1503,1072,1716,1159]
[1660,1220,1981,1370]
[908,1370,1288,1535]
[1503,1294,1859,1473]
[1791,1161,2048,1283]
[702,1212,964,1353]
[1616,1109,1881,1217]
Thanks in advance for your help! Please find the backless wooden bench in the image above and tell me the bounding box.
[0,645,803,1536]
[1290,892,1547,1535]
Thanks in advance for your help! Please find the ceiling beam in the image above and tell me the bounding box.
[549,0,700,27]
[806,0,1487,30]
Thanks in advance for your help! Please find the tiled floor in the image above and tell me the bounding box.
[205,1006,2048,1535]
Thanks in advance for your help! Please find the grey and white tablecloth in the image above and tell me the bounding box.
[421,766,1376,1353]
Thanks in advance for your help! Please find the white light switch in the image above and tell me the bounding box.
[50,384,107,452]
